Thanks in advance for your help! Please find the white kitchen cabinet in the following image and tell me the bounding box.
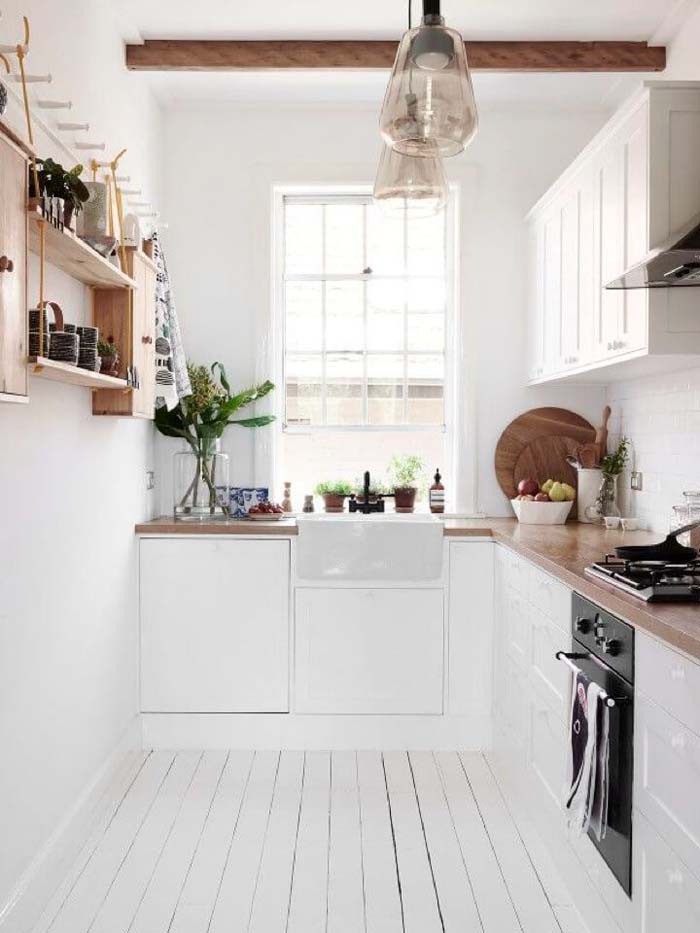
[527,83,700,385]
[294,587,443,714]
[634,810,700,933]
[140,538,290,712]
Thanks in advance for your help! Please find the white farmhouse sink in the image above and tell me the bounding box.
[296,514,444,582]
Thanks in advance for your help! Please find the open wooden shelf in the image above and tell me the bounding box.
[27,209,137,289]
[28,357,131,390]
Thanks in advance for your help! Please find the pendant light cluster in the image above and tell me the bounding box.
[374,0,478,216]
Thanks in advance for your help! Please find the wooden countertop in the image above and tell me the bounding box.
[136,516,700,660]
[136,517,299,535]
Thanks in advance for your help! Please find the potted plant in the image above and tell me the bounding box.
[388,454,425,513]
[315,480,354,513]
[98,340,119,377]
[155,362,275,521]
[29,158,90,229]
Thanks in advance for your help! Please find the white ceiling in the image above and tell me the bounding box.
[118,0,688,43]
[117,0,696,111]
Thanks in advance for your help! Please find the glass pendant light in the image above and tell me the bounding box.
[373,143,447,217]
[379,0,478,158]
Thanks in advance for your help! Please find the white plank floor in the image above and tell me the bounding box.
[33,750,586,933]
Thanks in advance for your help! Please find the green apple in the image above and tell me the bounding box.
[561,483,576,502]
[549,482,567,502]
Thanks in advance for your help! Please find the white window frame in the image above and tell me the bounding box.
[264,182,462,508]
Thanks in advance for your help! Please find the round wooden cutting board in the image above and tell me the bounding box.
[494,407,596,501]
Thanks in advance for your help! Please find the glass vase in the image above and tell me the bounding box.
[173,439,230,522]
[588,473,621,523]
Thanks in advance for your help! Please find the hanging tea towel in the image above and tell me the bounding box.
[152,231,191,410]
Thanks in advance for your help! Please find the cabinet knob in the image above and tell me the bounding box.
[141,336,153,344]
[0,255,14,273]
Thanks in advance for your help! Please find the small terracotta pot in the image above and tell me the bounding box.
[393,487,417,513]
[322,493,346,513]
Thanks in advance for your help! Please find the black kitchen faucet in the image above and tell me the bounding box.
[348,471,391,514]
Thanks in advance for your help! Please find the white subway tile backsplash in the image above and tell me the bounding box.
[607,364,700,534]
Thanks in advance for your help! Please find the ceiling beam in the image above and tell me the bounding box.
[125,39,666,73]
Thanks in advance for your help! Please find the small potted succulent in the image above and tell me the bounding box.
[388,454,425,513]
[98,339,119,377]
[315,480,354,513]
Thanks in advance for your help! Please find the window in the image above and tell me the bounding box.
[276,190,455,503]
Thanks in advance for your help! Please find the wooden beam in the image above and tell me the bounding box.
[125,39,666,73]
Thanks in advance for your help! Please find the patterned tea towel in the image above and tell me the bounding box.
[152,231,191,410]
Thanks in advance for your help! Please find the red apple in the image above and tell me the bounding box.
[517,478,540,497]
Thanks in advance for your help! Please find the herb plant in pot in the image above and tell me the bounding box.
[315,480,354,513]
[155,362,275,522]
[98,340,119,377]
[388,454,424,513]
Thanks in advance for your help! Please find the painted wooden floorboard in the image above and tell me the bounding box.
[129,750,228,933]
[383,751,443,933]
[356,751,403,933]
[248,751,305,933]
[327,751,366,933]
[208,750,280,932]
[460,752,561,933]
[168,749,254,933]
[35,751,575,933]
[435,751,521,933]
[286,751,331,933]
[409,752,483,931]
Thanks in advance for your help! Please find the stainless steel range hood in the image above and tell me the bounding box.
[607,210,700,289]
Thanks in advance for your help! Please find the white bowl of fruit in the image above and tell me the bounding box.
[511,478,576,525]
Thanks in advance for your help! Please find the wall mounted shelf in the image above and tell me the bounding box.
[28,356,131,390]
[27,209,136,289]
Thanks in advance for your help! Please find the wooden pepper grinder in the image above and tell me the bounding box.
[595,405,612,463]
[282,481,293,513]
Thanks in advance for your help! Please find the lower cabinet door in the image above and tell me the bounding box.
[294,587,444,714]
[140,538,290,712]
[528,694,567,812]
[635,810,700,933]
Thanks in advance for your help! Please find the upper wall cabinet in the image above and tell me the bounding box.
[527,83,700,385]
[0,129,28,403]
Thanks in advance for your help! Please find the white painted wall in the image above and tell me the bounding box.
[159,102,608,515]
[0,0,162,915]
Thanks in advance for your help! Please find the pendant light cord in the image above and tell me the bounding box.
[408,0,412,29]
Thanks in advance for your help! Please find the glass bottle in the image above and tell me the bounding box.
[173,438,229,521]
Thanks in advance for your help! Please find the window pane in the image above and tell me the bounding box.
[367,280,404,351]
[368,353,404,426]
[286,282,322,352]
[407,354,444,425]
[285,203,323,274]
[326,352,363,424]
[326,281,364,352]
[286,353,322,425]
[407,311,445,353]
[406,277,446,313]
[366,204,405,275]
[325,204,364,274]
[406,210,445,275]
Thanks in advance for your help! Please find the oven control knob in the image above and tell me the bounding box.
[575,616,592,634]
[602,638,621,656]
[594,621,606,640]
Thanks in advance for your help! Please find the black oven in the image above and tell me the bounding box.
[557,593,635,896]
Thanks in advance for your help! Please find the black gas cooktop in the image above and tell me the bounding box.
[585,555,700,603]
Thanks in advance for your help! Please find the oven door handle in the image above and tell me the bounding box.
[555,651,630,708]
